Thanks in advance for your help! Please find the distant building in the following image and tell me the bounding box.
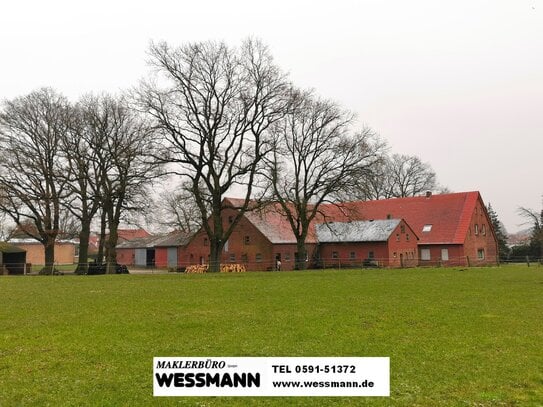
[7,238,78,266]
[7,225,79,266]
[0,242,27,275]
[154,231,192,269]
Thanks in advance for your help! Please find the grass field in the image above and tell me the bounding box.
[1,265,543,406]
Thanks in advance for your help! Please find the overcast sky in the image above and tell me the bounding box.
[1,0,541,233]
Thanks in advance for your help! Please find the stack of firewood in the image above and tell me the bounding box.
[220,264,247,273]
[185,264,208,274]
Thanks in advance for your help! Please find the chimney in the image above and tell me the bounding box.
[426,191,432,198]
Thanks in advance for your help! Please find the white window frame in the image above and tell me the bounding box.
[441,248,449,261]
[421,248,431,261]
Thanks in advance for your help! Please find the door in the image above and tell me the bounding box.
[441,248,449,261]
[167,247,177,267]
[135,249,146,266]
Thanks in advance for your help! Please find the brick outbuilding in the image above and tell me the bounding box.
[154,231,192,269]
[316,219,419,268]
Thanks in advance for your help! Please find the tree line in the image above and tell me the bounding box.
[0,38,443,273]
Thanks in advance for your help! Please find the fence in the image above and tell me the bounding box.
[3,255,541,276]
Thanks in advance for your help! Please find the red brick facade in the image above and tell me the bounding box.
[318,220,419,268]
[180,207,317,271]
[116,191,499,270]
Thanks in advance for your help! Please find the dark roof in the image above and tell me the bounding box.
[0,242,26,253]
[154,231,192,247]
[116,235,166,249]
[116,231,192,249]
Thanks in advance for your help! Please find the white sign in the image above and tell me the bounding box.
[154,357,389,397]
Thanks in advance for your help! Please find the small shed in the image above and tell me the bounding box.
[154,231,193,268]
[116,235,167,267]
[0,242,27,275]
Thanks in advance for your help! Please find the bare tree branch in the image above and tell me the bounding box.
[137,38,290,271]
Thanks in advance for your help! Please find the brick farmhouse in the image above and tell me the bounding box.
[178,191,498,270]
[116,191,499,270]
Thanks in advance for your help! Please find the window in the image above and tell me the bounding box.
[474,224,479,235]
[481,224,486,235]
[441,248,449,261]
[477,249,485,260]
[285,253,290,261]
[406,233,410,241]
[256,253,262,262]
[228,216,233,224]
[421,248,431,261]
[241,254,248,263]
[396,233,400,242]
[244,235,250,245]
[400,224,405,234]
[203,238,208,246]
[350,251,356,260]
[368,251,375,259]
[332,251,339,259]
[422,224,432,232]
[229,253,236,262]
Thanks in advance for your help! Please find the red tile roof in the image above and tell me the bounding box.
[232,191,483,246]
[244,203,320,244]
[321,191,482,245]
[116,229,151,241]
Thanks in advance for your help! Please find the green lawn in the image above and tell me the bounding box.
[1,265,542,406]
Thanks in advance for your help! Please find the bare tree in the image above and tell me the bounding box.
[352,153,438,200]
[387,154,437,197]
[518,205,543,259]
[0,88,70,274]
[152,183,206,234]
[93,95,160,274]
[347,153,391,200]
[59,95,107,273]
[267,91,383,269]
[138,39,290,271]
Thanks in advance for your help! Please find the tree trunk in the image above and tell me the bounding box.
[97,208,107,264]
[208,238,222,273]
[295,240,307,270]
[39,238,56,275]
[75,222,91,274]
[105,220,119,274]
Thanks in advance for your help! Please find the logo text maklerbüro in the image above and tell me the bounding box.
[155,359,260,388]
